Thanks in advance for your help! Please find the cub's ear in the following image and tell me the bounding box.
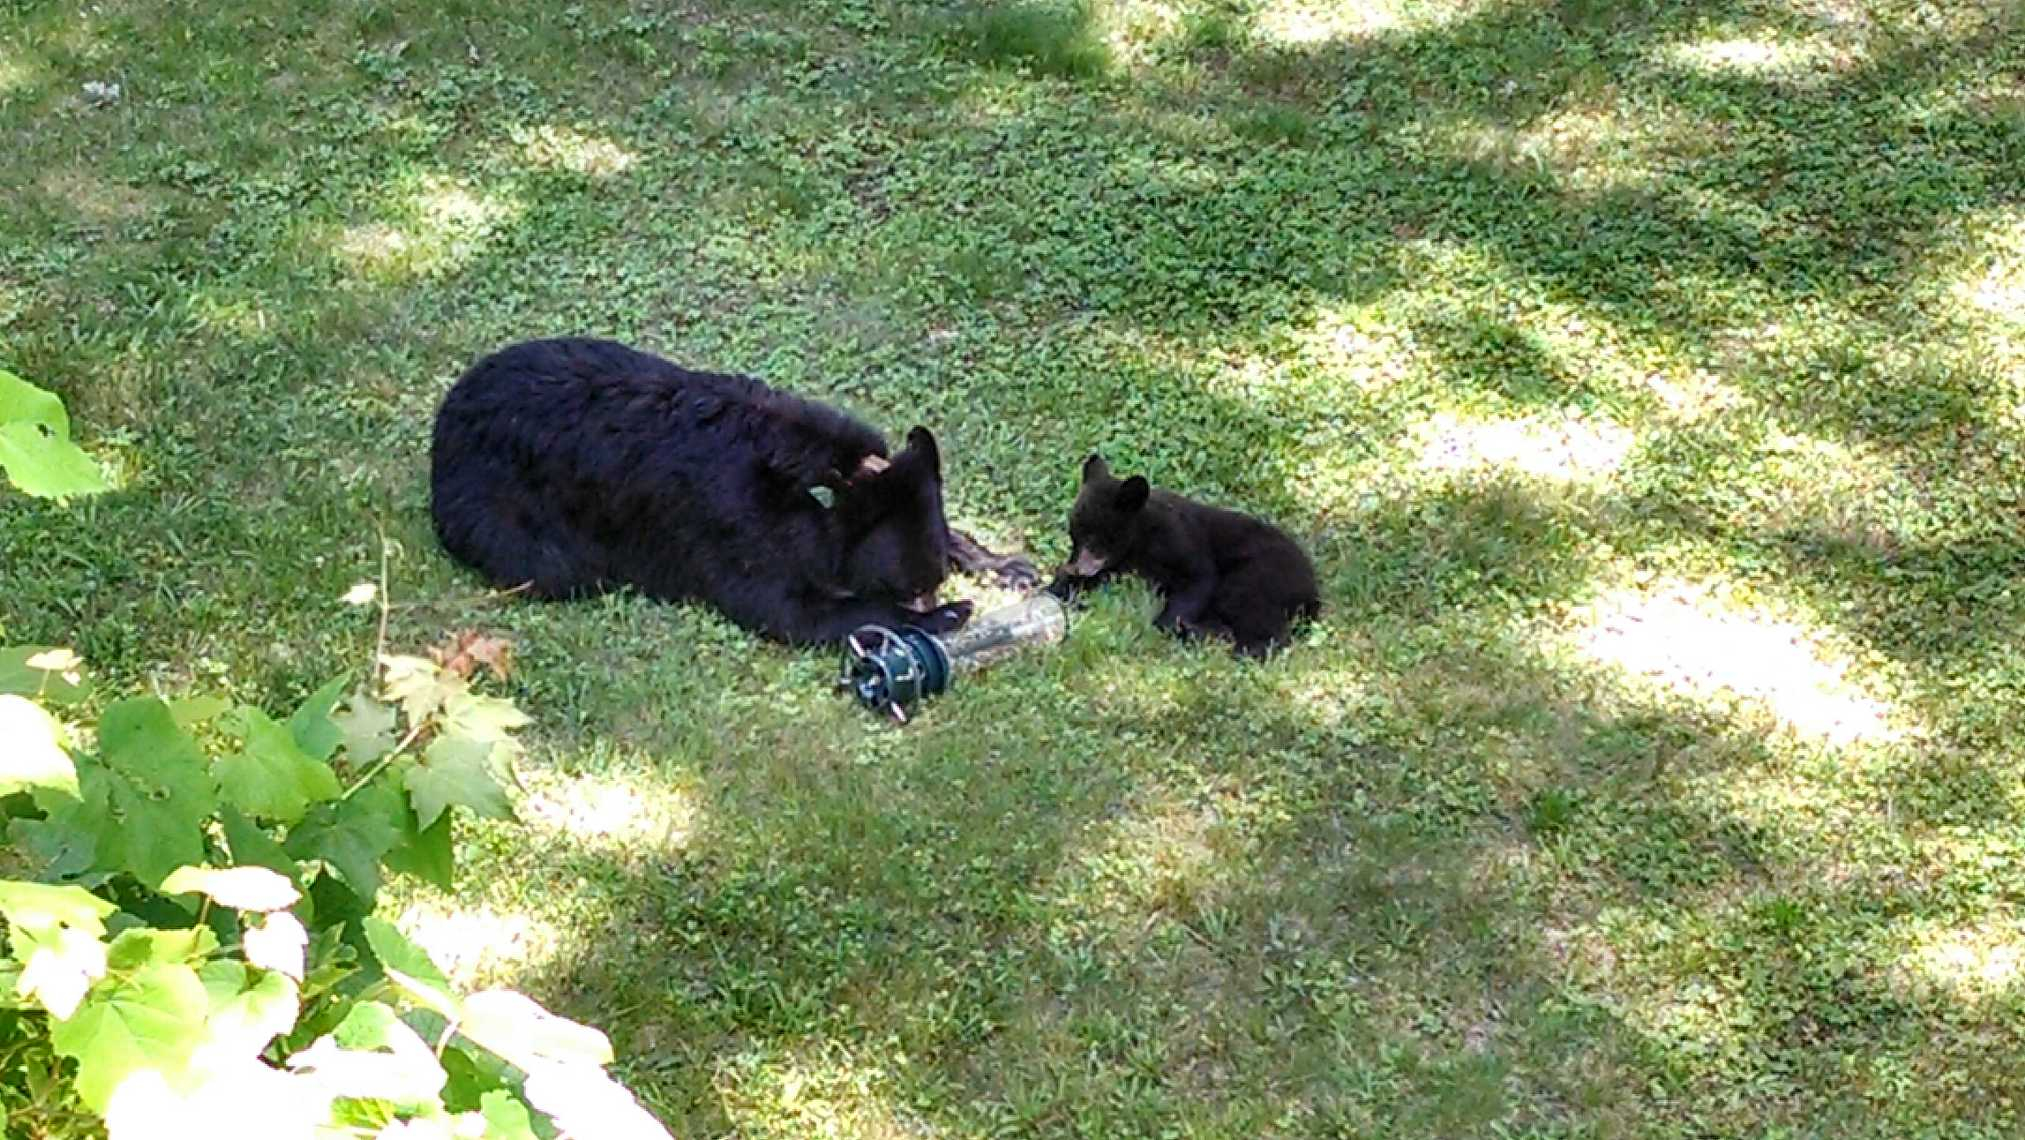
[903,426,942,477]
[1081,453,1110,484]
[1116,475,1150,513]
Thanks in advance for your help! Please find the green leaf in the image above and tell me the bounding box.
[288,998,445,1107]
[7,815,96,880]
[458,989,614,1074]
[244,911,307,980]
[361,916,459,1018]
[219,807,301,884]
[0,646,90,704]
[405,734,515,830]
[214,709,342,825]
[440,691,530,743]
[102,1058,331,1137]
[384,809,455,892]
[331,691,398,764]
[0,879,116,934]
[300,906,362,998]
[0,370,109,501]
[332,998,411,1049]
[63,699,216,885]
[480,1090,540,1140]
[100,698,211,794]
[0,881,117,1014]
[13,922,107,1019]
[49,962,209,1112]
[161,864,301,911]
[441,1041,514,1112]
[289,677,351,762]
[167,695,232,731]
[284,780,404,903]
[381,655,465,724]
[0,693,78,798]
[45,767,196,893]
[105,926,218,971]
[196,960,298,1058]
[521,1058,673,1140]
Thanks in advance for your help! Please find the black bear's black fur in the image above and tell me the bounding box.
[1046,454,1320,656]
[429,337,1033,645]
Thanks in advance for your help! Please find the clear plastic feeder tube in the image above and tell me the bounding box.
[939,593,1068,673]
[838,593,1068,721]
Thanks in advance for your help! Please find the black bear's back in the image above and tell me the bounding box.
[428,337,886,602]
[435,338,882,487]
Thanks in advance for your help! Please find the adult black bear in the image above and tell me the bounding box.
[429,338,1035,645]
[1045,454,1320,656]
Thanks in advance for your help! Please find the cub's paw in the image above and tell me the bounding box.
[913,600,975,634]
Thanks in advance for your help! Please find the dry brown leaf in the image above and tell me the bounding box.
[427,630,515,681]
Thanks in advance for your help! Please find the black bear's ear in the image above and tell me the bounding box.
[1081,453,1110,484]
[1116,476,1150,513]
[903,426,941,477]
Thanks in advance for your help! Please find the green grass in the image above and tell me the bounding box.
[4,0,2024,1135]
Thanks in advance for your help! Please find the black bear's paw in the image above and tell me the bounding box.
[1043,572,1090,603]
[989,554,1042,591]
[913,599,975,634]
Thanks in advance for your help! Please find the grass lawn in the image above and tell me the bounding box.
[5,0,2024,1134]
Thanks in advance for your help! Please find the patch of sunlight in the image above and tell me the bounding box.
[1425,118,1554,180]
[1947,210,2025,334]
[717,1045,939,1140]
[333,173,522,281]
[1562,576,1902,747]
[1273,663,1371,731]
[1646,363,1749,422]
[1103,0,1182,66]
[1696,763,1870,858]
[1619,979,1748,1060]
[0,49,38,94]
[1659,33,1862,81]
[186,289,269,338]
[518,772,700,858]
[1419,108,1709,197]
[1284,443,1389,519]
[1755,428,1906,543]
[1254,0,1483,43]
[1894,917,2025,1004]
[1293,306,1417,391]
[394,903,568,989]
[1586,906,1752,1057]
[517,124,638,178]
[1515,106,1652,194]
[1533,292,1747,421]
[1413,411,1636,486]
[1044,792,1248,940]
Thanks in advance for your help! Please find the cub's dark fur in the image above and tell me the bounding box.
[1046,454,1320,656]
[430,337,1033,644]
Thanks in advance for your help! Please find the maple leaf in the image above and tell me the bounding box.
[380,654,465,724]
[404,734,515,830]
[49,962,209,1112]
[330,691,399,765]
[213,710,341,825]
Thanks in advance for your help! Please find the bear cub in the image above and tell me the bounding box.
[430,337,1032,645]
[1046,454,1320,656]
